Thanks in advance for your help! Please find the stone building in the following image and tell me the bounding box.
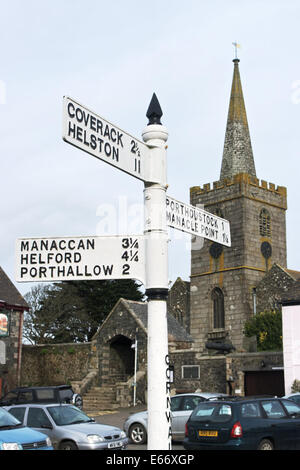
[93,298,193,404]
[190,58,287,355]
[0,266,28,395]
[186,57,293,396]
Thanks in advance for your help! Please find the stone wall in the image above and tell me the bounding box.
[256,264,296,313]
[19,340,284,400]
[0,309,23,392]
[167,278,190,333]
[21,342,95,386]
[170,350,227,394]
[169,350,283,396]
[227,351,283,395]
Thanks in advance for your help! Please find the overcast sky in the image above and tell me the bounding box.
[1,0,300,297]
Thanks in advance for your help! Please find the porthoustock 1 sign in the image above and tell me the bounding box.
[166,195,231,247]
[15,235,145,284]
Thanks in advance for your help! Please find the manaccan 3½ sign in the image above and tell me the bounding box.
[16,235,145,284]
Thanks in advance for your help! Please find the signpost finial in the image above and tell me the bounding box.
[146,93,163,125]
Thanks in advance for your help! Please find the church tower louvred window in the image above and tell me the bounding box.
[260,208,271,237]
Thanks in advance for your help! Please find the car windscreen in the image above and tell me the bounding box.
[0,407,22,427]
[47,405,92,426]
[189,402,233,423]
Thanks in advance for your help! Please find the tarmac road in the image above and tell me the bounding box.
[91,405,184,450]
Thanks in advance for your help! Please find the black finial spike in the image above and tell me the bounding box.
[146,93,163,125]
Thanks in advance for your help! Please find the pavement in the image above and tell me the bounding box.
[90,403,146,427]
[89,404,184,450]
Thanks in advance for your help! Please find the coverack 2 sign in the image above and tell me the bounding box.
[16,236,145,284]
[62,96,151,182]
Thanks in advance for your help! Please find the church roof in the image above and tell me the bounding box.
[123,299,193,343]
[281,280,300,306]
[220,59,256,180]
[284,268,300,281]
[0,266,28,310]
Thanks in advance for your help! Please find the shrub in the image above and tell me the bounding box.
[244,310,282,351]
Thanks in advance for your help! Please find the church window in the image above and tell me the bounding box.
[182,365,200,379]
[211,288,225,329]
[259,209,271,237]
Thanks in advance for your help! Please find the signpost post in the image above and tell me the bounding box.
[142,95,171,449]
[16,92,231,451]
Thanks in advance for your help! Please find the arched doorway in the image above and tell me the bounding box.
[109,335,135,383]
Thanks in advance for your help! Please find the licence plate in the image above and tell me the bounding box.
[199,430,218,437]
[108,441,123,449]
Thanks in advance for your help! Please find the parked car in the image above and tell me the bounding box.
[0,406,52,450]
[5,403,128,450]
[123,392,228,444]
[183,396,300,450]
[283,393,300,405]
[0,385,83,409]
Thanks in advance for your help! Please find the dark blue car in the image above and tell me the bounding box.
[0,406,53,450]
[183,397,300,450]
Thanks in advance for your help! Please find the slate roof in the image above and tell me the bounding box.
[124,299,193,342]
[284,268,300,281]
[0,266,28,310]
[281,280,300,306]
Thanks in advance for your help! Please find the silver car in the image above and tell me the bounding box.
[5,403,128,450]
[123,392,228,444]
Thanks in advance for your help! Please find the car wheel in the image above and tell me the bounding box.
[257,439,274,450]
[129,423,147,444]
[59,440,78,450]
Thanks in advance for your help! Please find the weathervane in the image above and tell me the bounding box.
[232,41,241,60]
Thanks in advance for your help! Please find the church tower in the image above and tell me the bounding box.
[189,58,287,353]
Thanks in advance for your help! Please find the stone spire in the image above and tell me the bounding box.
[220,59,256,180]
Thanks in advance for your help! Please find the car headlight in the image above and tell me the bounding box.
[120,431,126,439]
[0,442,21,450]
[46,437,52,447]
[87,434,105,443]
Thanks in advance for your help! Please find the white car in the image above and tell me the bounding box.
[123,392,228,444]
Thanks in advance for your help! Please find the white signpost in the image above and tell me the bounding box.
[15,235,145,284]
[16,93,231,451]
[166,195,231,246]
